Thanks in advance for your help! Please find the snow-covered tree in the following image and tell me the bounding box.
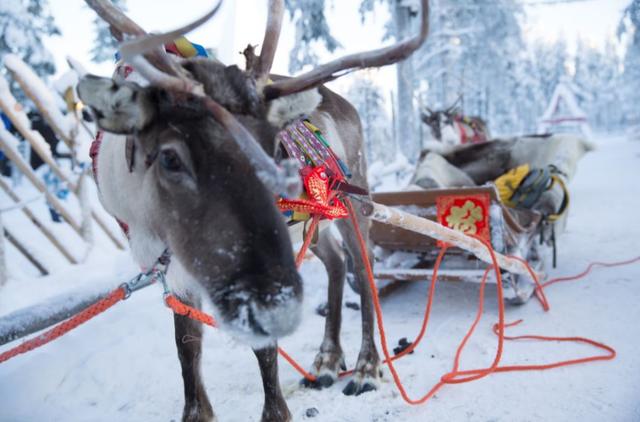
[415,0,538,135]
[90,0,127,63]
[619,0,640,128]
[284,0,341,73]
[0,0,60,78]
[532,39,569,107]
[346,76,392,164]
[573,38,624,132]
[359,0,421,160]
[285,0,424,159]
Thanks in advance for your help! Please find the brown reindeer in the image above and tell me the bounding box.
[78,1,430,420]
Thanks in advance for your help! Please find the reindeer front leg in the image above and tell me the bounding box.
[254,345,291,422]
[174,294,215,422]
[337,211,381,396]
[301,229,347,389]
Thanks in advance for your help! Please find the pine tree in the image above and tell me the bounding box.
[600,38,625,131]
[0,0,60,78]
[533,39,569,107]
[284,0,341,73]
[619,0,640,128]
[415,0,538,135]
[359,0,421,160]
[573,38,623,132]
[90,0,127,63]
[346,76,392,164]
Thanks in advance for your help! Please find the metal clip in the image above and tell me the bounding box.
[120,271,155,300]
[155,270,171,298]
[119,249,172,300]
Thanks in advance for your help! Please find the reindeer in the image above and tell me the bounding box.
[421,105,490,146]
[78,1,430,421]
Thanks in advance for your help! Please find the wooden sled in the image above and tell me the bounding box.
[360,186,552,304]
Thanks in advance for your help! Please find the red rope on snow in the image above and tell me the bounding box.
[343,198,618,404]
[0,195,634,410]
[161,198,627,403]
[0,287,127,364]
[543,256,640,289]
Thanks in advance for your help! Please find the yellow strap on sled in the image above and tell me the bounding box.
[546,175,570,222]
[494,164,530,207]
[495,164,570,222]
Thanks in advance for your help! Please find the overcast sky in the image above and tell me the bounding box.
[43,0,630,90]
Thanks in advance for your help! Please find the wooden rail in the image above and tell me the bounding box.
[0,75,126,250]
[0,178,77,264]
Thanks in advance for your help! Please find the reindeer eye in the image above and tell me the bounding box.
[160,149,183,172]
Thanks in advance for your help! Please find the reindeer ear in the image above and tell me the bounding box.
[77,75,155,134]
[265,88,322,128]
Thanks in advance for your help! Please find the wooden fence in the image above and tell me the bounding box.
[0,56,126,285]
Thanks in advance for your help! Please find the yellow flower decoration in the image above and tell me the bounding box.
[446,200,483,234]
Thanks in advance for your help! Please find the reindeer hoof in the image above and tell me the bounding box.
[342,378,378,396]
[261,407,291,422]
[301,374,335,389]
[342,351,380,396]
[182,405,216,422]
[301,349,345,389]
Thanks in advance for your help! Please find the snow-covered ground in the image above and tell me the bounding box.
[0,134,639,422]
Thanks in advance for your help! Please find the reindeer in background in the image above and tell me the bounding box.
[422,105,491,146]
[79,0,430,420]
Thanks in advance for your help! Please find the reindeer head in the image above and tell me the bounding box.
[421,104,459,143]
[421,108,443,140]
[78,0,430,345]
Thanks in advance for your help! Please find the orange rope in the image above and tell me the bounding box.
[162,198,626,402]
[166,286,318,380]
[0,287,126,364]
[507,255,551,311]
[343,198,618,405]
[543,256,640,289]
[165,295,216,327]
[295,216,320,268]
[162,222,321,383]
[3,193,627,406]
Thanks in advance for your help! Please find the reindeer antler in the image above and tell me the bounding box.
[255,0,284,80]
[85,0,222,94]
[243,0,284,81]
[262,0,430,100]
[84,0,298,196]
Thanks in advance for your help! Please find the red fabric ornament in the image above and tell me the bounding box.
[278,166,348,220]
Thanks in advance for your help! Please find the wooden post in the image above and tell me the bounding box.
[3,55,76,156]
[4,227,48,276]
[77,170,94,248]
[0,178,77,264]
[0,76,126,250]
[362,200,541,278]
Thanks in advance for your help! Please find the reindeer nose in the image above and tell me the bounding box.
[215,269,303,343]
[250,292,302,338]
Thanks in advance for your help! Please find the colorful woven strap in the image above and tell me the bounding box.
[115,36,208,61]
[277,119,349,180]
